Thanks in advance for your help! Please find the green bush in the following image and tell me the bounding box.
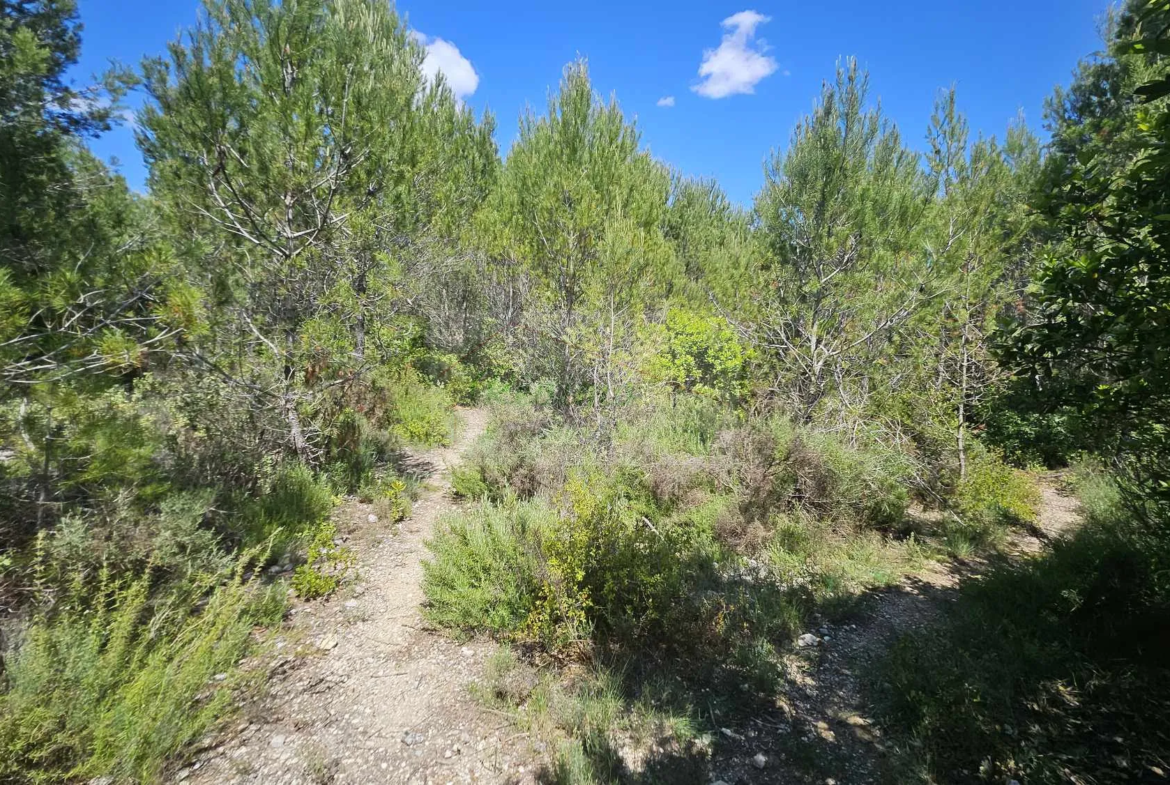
[766,510,925,606]
[0,565,285,784]
[423,500,548,636]
[950,444,1043,531]
[387,373,456,446]
[451,464,492,500]
[238,462,334,547]
[324,409,396,494]
[416,352,488,405]
[291,521,354,600]
[647,309,750,402]
[365,474,411,522]
[715,418,913,534]
[793,430,912,529]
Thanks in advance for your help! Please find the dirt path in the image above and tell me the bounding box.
[185,408,535,785]
[707,473,1083,785]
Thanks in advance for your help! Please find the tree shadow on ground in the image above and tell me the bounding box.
[526,571,960,785]
[873,519,1170,785]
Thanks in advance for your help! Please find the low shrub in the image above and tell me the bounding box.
[785,431,912,529]
[324,409,397,494]
[416,352,487,405]
[766,510,925,606]
[387,372,456,447]
[365,475,411,522]
[237,462,334,549]
[291,521,355,600]
[0,563,285,784]
[422,499,548,636]
[950,444,1043,538]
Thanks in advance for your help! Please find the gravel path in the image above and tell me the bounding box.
[184,408,537,785]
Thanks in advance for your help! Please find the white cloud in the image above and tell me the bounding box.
[413,32,479,101]
[692,10,778,99]
[657,95,676,107]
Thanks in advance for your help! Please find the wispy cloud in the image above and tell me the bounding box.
[692,10,778,99]
[413,32,480,101]
[657,95,676,107]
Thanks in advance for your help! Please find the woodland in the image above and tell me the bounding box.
[0,0,1168,782]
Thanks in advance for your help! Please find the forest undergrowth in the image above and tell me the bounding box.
[1,0,1168,782]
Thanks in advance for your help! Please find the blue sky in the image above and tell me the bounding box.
[72,0,1111,205]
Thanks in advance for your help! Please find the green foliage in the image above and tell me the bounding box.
[386,373,456,447]
[977,379,1083,468]
[423,500,548,636]
[767,510,926,607]
[1005,0,1170,510]
[364,474,410,521]
[291,522,354,600]
[0,564,285,784]
[880,473,1170,783]
[324,409,396,494]
[751,59,930,423]
[480,59,675,407]
[416,352,491,405]
[953,448,1041,532]
[427,400,925,663]
[649,309,749,401]
[240,463,334,548]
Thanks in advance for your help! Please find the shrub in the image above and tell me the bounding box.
[784,430,912,529]
[0,564,284,784]
[423,500,548,636]
[712,418,913,538]
[291,521,355,600]
[325,409,396,494]
[416,352,485,405]
[952,446,1040,543]
[365,475,410,522]
[647,309,749,402]
[238,462,334,548]
[387,373,456,447]
[767,510,925,606]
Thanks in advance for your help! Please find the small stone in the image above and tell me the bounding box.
[822,635,832,643]
[212,672,227,682]
[319,635,339,651]
[460,647,473,657]
[797,633,819,647]
[443,749,453,759]
[368,514,379,524]
[344,600,358,609]
[752,753,767,769]
[267,565,282,574]
[719,727,743,740]
[270,735,285,748]
[402,731,425,746]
